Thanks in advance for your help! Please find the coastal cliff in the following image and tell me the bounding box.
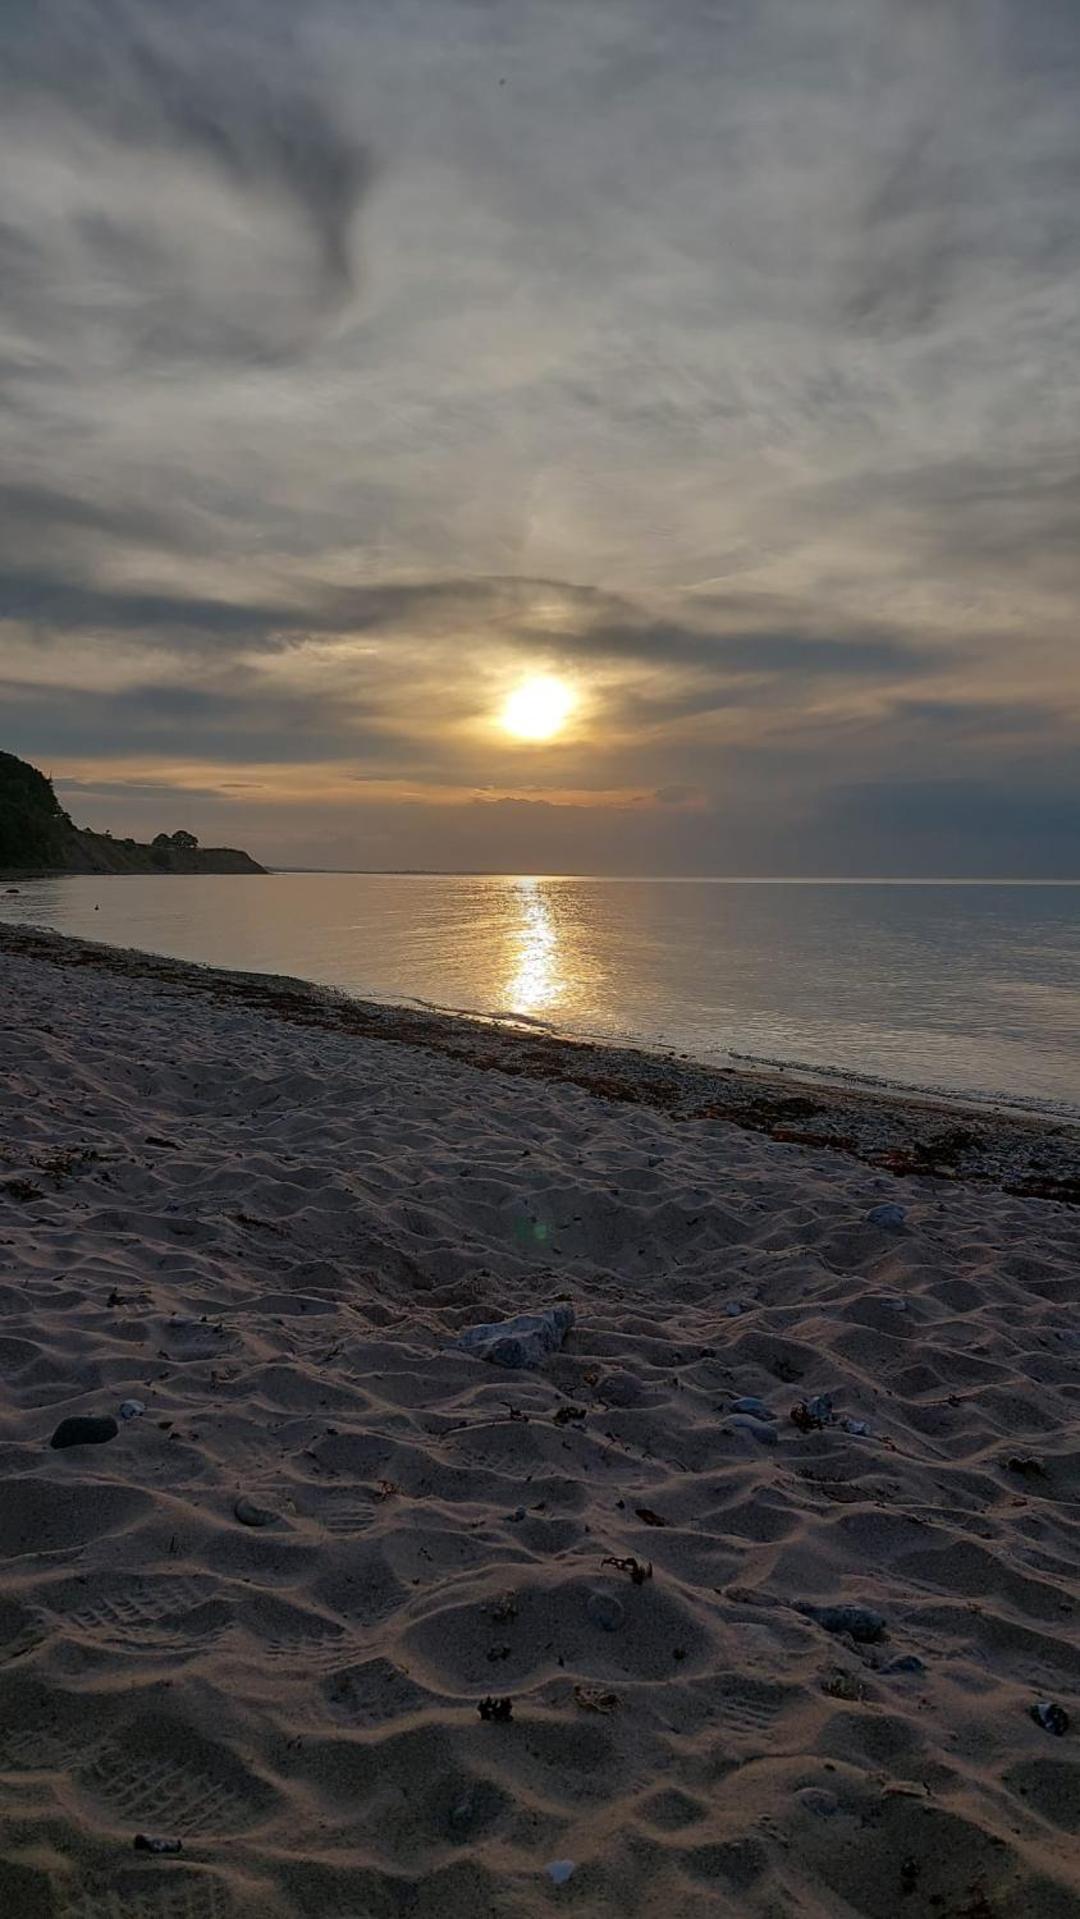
[0,750,265,876]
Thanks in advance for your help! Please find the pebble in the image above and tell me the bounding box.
[133,1834,182,1854]
[545,1860,576,1886]
[884,1654,925,1676]
[118,1399,146,1421]
[587,1591,625,1633]
[802,1603,886,1643]
[508,1506,527,1522]
[866,1202,907,1228]
[723,1301,745,1317]
[731,1397,776,1419]
[841,1418,871,1437]
[50,1415,119,1449]
[729,1416,778,1448]
[597,1371,645,1407]
[233,1495,276,1528]
[1032,1701,1070,1736]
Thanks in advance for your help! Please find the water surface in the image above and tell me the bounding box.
[3,873,1079,1112]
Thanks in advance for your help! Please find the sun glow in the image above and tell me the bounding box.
[499,674,576,742]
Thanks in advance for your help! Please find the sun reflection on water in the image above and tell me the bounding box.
[507,878,563,1016]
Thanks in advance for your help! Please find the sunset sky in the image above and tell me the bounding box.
[2,0,1078,874]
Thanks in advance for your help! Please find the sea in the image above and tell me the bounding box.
[3,873,1079,1116]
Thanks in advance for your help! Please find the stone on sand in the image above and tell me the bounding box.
[456,1303,574,1368]
[866,1202,907,1228]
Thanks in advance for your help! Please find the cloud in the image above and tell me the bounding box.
[1,0,1078,872]
[0,573,292,638]
[841,123,961,337]
[1,0,372,365]
[0,673,399,768]
[816,776,1080,878]
[549,617,939,679]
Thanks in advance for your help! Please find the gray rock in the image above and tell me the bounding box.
[1032,1701,1070,1736]
[597,1370,644,1408]
[545,1860,576,1885]
[723,1301,745,1317]
[729,1415,778,1448]
[840,1418,871,1437]
[731,1397,776,1419]
[804,1394,835,1425]
[50,1415,119,1449]
[456,1304,574,1369]
[866,1202,907,1229]
[800,1602,886,1643]
[118,1399,145,1421]
[884,1654,925,1676]
[587,1590,625,1633]
[790,1394,834,1432]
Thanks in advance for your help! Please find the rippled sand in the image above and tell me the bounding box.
[1,930,1079,1917]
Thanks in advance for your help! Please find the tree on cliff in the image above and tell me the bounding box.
[153,830,199,849]
[1,749,263,872]
[0,751,70,867]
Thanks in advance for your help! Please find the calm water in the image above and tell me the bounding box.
[3,874,1080,1112]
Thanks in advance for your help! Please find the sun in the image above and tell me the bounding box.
[500,675,576,742]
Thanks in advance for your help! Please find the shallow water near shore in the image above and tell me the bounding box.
[3,872,1079,1112]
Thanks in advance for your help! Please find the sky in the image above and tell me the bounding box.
[1,0,1078,875]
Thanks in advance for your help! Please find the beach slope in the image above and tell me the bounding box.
[1,931,1078,1917]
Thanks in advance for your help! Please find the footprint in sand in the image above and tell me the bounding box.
[76,1716,278,1838]
[67,1866,235,1919]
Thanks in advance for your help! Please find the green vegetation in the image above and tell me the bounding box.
[0,750,264,875]
[0,751,70,868]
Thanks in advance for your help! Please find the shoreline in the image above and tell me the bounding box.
[2,919,1078,1202]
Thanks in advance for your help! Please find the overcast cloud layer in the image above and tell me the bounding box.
[1,0,1078,873]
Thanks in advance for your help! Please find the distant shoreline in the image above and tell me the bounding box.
[0,748,265,876]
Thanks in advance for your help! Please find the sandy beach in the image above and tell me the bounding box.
[2,925,1079,1918]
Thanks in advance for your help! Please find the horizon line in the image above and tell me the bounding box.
[265,868,1080,884]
